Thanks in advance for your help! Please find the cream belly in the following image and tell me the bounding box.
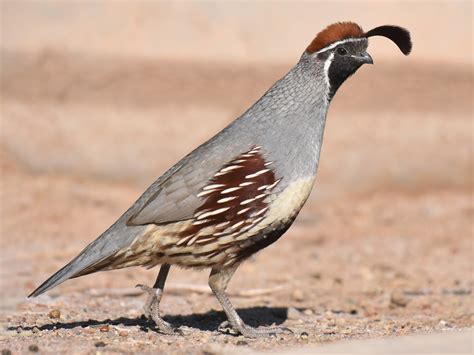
[97,177,315,271]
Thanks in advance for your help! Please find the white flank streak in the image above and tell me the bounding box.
[221,186,242,194]
[230,220,245,230]
[255,193,267,200]
[217,196,238,203]
[239,181,254,187]
[176,235,193,246]
[213,231,228,237]
[240,198,255,205]
[240,224,254,233]
[196,237,215,244]
[197,189,216,197]
[266,178,281,190]
[216,221,230,228]
[264,161,273,166]
[237,207,251,215]
[252,207,268,217]
[220,165,242,173]
[187,235,200,246]
[248,147,261,154]
[197,207,230,220]
[232,159,247,164]
[245,169,270,179]
[192,219,210,225]
[203,184,225,191]
[240,154,254,158]
[257,185,269,191]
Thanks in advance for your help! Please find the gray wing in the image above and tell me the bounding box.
[128,138,251,225]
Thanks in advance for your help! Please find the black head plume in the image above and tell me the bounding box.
[365,25,412,55]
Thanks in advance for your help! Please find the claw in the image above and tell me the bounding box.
[136,283,181,335]
[217,320,292,338]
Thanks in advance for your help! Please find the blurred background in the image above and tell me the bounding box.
[0,1,472,352]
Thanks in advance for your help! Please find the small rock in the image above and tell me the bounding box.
[323,328,336,335]
[118,330,129,337]
[299,331,309,340]
[32,326,40,334]
[287,307,302,320]
[2,349,12,355]
[236,339,248,346]
[349,309,358,315]
[28,344,39,353]
[95,341,106,348]
[390,291,409,307]
[303,308,313,316]
[48,309,61,319]
[83,327,95,334]
[292,289,305,302]
[438,320,451,328]
[16,327,22,334]
[99,325,109,332]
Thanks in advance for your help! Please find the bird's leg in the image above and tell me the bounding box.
[136,264,179,334]
[209,265,292,338]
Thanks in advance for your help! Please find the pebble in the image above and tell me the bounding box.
[28,344,39,352]
[32,326,40,334]
[292,289,305,302]
[390,291,409,307]
[95,341,106,348]
[438,320,451,327]
[299,331,309,340]
[303,309,313,316]
[236,340,248,346]
[99,325,109,332]
[287,307,302,320]
[118,330,129,337]
[83,327,96,334]
[48,309,61,319]
[323,327,337,335]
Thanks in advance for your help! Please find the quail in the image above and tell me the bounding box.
[29,22,412,337]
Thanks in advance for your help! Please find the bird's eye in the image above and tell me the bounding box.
[337,47,348,56]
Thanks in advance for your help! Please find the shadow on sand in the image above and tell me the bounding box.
[11,306,288,334]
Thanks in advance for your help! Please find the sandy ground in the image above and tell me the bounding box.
[1,4,473,352]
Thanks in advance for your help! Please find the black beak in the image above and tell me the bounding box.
[352,52,374,65]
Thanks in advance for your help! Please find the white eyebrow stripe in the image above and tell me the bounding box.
[314,37,366,55]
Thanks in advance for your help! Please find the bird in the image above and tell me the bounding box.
[29,22,412,338]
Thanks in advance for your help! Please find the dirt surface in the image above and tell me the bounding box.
[1,3,473,353]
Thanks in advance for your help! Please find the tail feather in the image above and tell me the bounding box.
[28,223,145,298]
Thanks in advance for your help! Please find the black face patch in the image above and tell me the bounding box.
[326,40,368,99]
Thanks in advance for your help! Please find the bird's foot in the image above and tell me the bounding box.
[218,320,292,338]
[136,284,182,335]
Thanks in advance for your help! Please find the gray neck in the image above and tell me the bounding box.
[225,52,330,185]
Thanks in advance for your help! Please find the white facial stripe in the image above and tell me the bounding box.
[315,37,366,55]
[323,52,335,100]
